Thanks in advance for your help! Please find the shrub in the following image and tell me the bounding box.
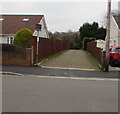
[14,28,32,48]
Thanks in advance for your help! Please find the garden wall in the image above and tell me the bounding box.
[1,44,32,66]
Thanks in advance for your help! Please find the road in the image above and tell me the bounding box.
[2,75,118,112]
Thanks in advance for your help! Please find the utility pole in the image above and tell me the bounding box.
[104,0,111,72]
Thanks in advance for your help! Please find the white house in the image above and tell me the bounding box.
[109,15,120,47]
[0,14,49,44]
[97,15,120,50]
[96,39,105,50]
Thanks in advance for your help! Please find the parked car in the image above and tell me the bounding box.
[109,46,120,66]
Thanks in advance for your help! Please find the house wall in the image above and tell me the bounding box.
[96,40,105,51]
[110,15,120,46]
[0,35,14,44]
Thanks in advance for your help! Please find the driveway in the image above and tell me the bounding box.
[41,50,99,70]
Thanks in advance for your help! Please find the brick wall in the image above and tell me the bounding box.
[1,44,32,66]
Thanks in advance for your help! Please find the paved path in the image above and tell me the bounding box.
[41,50,99,70]
[2,65,119,79]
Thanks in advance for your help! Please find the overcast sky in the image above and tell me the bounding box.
[0,0,119,32]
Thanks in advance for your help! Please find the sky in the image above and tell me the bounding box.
[0,0,119,33]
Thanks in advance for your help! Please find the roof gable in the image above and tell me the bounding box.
[113,16,120,29]
[0,15,44,34]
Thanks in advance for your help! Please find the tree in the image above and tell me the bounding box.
[14,28,32,48]
[79,22,106,41]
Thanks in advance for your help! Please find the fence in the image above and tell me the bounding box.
[30,37,71,63]
[1,37,71,66]
[86,40,104,65]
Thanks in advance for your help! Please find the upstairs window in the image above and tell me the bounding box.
[0,18,4,21]
[22,18,29,22]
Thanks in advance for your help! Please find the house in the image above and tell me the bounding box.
[0,14,49,44]
[96,39,105,50]
[97,14,120,50]
[110,15,120,47]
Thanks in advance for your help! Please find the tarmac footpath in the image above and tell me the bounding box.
[40,50,99,70]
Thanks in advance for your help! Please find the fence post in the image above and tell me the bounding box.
[101,51,106,71]
[31,46,34,65]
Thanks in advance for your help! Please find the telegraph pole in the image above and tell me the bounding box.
[104,0,111,72]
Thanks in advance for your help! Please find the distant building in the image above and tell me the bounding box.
[96,39,105,50]
[0,14,49,44]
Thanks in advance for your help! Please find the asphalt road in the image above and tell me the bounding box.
[2,65,120,79]
[2,75,118,112]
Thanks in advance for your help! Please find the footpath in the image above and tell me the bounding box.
[41,50,99,70]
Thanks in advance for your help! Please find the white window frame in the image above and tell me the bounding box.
[7,37,13,44]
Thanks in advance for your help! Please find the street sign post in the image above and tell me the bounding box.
[35,23,41,66]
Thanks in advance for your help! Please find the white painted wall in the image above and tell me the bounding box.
[33,17,49,38]
[96,40,105,50]
[110,15,120,46]
[0,36,7,44]
[0,35,14,44]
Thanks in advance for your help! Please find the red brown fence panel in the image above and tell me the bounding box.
[30,37,71,63]
[86,40,103,64]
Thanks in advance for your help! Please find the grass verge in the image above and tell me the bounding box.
[84,51,100,70]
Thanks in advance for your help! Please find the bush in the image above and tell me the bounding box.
[14,28,32,48]
[83,37,96,50]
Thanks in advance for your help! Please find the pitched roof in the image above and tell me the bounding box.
[0,15,44,34]
[113,16,120,29]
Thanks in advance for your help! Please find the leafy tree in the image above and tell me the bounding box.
[79,22,106,41]
[14,28,32,48]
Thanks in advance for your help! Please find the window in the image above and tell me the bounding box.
[7,38,9,44]
[7,37,13,44]
[10,37,13,44]
[22,18,29,22]
[0,18,4,21]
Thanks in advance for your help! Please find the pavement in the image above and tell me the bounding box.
[2,65,120,79]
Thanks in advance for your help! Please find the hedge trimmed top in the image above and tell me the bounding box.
[14,28,32,48]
